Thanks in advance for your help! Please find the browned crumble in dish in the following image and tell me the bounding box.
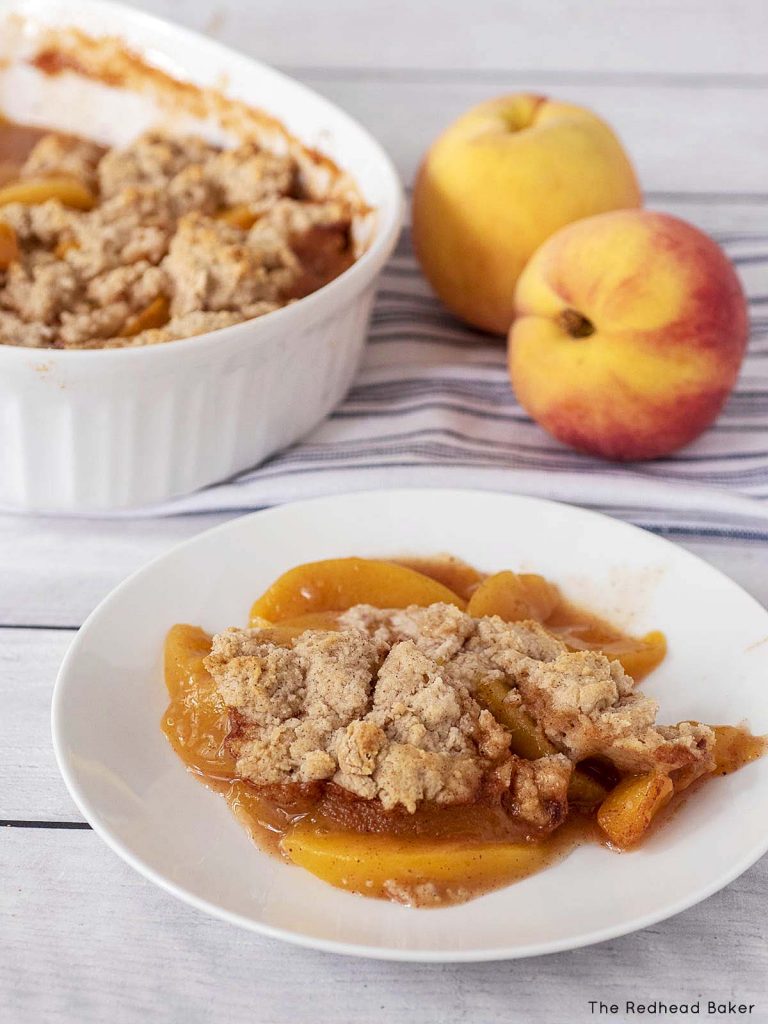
[0,125,361,348]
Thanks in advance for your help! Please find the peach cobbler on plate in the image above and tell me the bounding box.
[162,556,764,908]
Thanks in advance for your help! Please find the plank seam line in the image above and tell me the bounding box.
[0,623,79,631]
[1,820,91,829]
[399,185,768,202]
[281,65,768,89]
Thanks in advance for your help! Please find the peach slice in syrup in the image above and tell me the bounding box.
[250,557,465,624]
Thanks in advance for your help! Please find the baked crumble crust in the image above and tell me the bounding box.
[341,603,715,776]
[204,602,715,819]
[507,752,573,829]
[0,130,358,348]
[206,626,515,813]
[344,603,714,776]
[510,650,714,773]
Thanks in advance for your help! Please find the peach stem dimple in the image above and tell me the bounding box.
[557,308,595,339]
[499,95,545,133]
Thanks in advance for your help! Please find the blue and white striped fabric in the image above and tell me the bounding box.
[149,217,768,543]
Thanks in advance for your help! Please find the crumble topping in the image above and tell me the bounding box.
[204,602,715,817]
[206,628,378,786]
[206,626,514,813]
[339,602,476,662]
[509,651,714,773]
[507,753,572,829]
[20,132,104,190]
[0,129,359,349]
[331,639,510,811]
[345,604,715,776]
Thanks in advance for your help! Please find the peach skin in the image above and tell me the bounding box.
[507,210,749,461]
[412,94,641,335]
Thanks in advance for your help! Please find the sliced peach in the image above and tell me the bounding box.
[281,822,550,900]
[553,621,667,681]
[567,770,610,812]
[712,725,766,775]
[217,204,259,230]
[0,222,19,268]
[119,295,170,338]
[0,176,95,210]
[477,678,554,759]
[53,236,79,259]
[265,610,343,633]
[597,772,673,848]
[162,624,236,779]
[394,556,486,602]
[250,557,465,623]
[467,571,560,623]
[610,631,667,680]
[476,678,608,809]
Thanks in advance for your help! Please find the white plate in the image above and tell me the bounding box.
[52,489,768,961]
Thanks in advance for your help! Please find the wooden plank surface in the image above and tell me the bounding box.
[2,1,767,1021]
[4,829,766,1024]
[125,0,768,77]
[302,78,768,196]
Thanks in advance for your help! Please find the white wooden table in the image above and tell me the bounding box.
[3,2,768,1020]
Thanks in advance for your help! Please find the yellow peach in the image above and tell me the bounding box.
[412,94,641,334]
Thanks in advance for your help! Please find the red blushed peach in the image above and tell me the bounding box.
[507,210,749,460]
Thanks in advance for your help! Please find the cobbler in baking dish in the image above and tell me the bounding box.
[0,119,360,349]
[162,556,765,907]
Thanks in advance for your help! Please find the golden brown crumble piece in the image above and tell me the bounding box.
[331,639,510,811]
[203,145,296,206]
[339,603,566,699]
[205,628,378,785]
[163,213,297,316]
[499,650,714,774]
[97,132,221,198]
[1,251,79,324]
[205,624,515,812]
[338,602,475,662]
[507,753,572,829]
[21,134,104,190]
[0,199,80,249]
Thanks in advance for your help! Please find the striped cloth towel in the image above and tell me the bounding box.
[147,219,768,543]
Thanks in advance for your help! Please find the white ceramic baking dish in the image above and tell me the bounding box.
[0,0,403,512]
